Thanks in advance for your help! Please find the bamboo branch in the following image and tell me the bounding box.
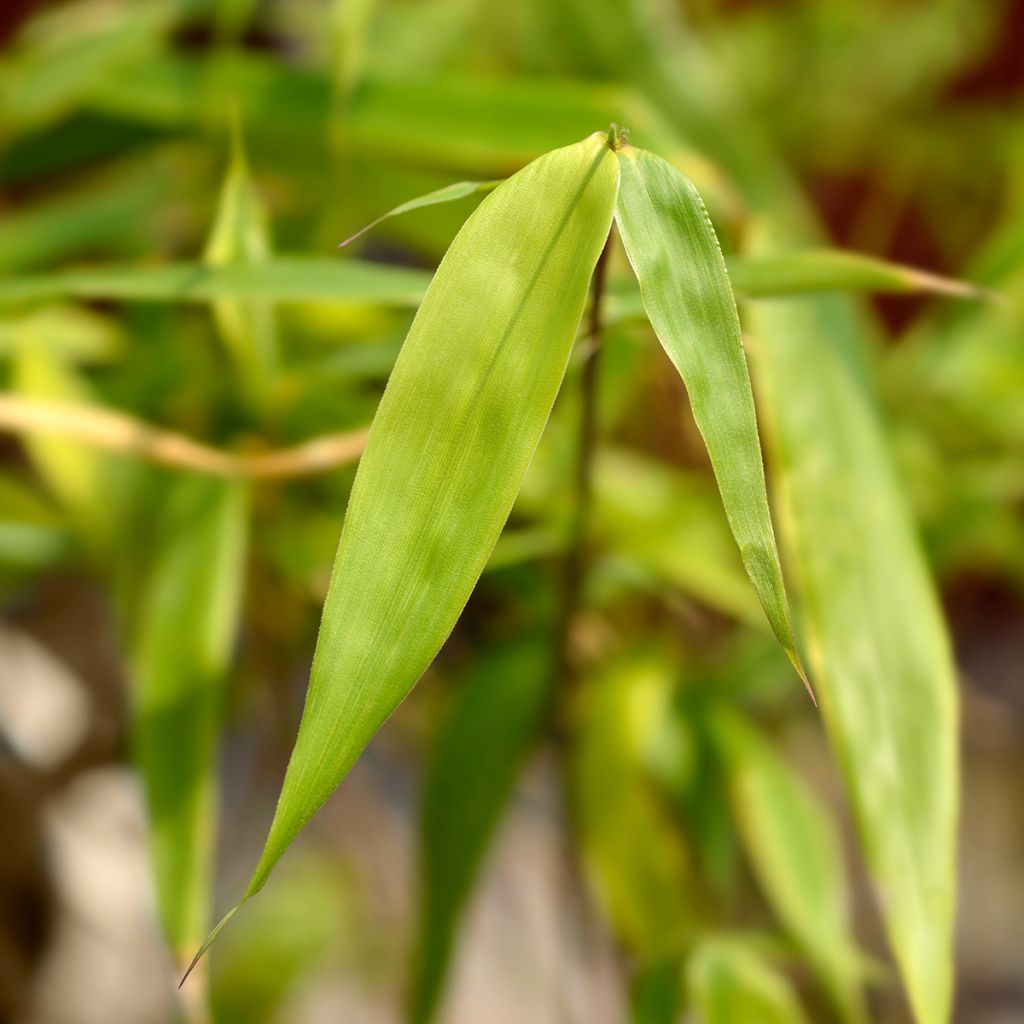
[0,394,368,479]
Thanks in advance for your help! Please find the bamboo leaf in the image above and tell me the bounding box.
[571,652,694,960]
[133,477,248,969]
[409,639,549,1024]
[187,132,619,972]
[689,939,810,1024]
[726,249,986,301]
[203,118,278,406]
[0,250,975,313]
[712,711,865,1023]
[613,146,810,699]
[0,259,431,309]
[747,233,958,1023]
[339,179,502,248]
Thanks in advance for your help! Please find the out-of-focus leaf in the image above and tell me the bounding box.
[203,120,277,406]
[712,711,864,1023]
[593,449,762,625]
[330,0,380,102]
[571,652,694,960]
[689,939,809,1024]
[0,472,70,569]
[0,0,193,130]
[340,179,501,248]
[726,249,985,301]
[0,306,122,362]
[0,259,431,308]
[133,476,248,967]
[210,853,355,1024]
[11,344,114,537]
[410,639,549,1024]
[0,157,174,273]
[631,957,683,1024]
[613,146,809,699]
[748,231,958,1024]
[185,133,620,973]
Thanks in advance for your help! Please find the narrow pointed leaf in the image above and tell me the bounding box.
[133,477,248,967]
[203,119,278,404]
[0,259,432,309]
[410,639,549,1024]
[727,250,985,301]
[613,147,809,697]
[748,237,958,1024]
[340,179,502,248]
[712,711,865,1023]
[202,133,619,952]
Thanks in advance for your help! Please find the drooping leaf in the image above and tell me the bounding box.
[747,230,958,1024]
[187,132,620,972]
[689,939,810,1024]
[339,179,502,248]
[725,248,985,301]
[409,638,549,1024]
[612,145,809,698]
[133,477,248,966]
[711,711,864,1023]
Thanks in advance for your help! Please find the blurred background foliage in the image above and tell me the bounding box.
[0,1,1020,1022]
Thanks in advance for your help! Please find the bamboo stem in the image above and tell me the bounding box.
[0,394,368,479]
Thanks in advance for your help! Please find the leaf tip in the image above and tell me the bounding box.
[178,902,244,988]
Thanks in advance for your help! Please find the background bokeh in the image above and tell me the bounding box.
[0,1,1021,1022]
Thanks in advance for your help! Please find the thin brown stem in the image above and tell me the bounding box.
[0,394,368,479]
[551,229,612,701]
[551,229,613,1024]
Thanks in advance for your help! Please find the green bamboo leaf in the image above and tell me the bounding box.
[748,234,958,1023]
[0,259,431,309]
[726,249,986,301]
[712,711,864,1023]
[613,146,810,699]
[571,652,694,960]
[0,472,69,570]
[339,179,502,248]
[203,118,278,406]
[187,132,619,974]
[630,958,683,1024]
[133,477,248,969]
[689,939,810,1024]
[410,638,549,1024]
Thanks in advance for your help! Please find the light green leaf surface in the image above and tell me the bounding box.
[727,248,984,301]
[0,472,69,569]
[188,133,620,970]
[712,712,864,1023]
[0,259,431,308]
[748,251,958,1023]
[340,179,502,248]
[203,119,278,406]
[0,249,973,313]
[689,939,810,1024]
[613,146,809,697]
[11,343,117,539]
[571,652,693,960]
[410,639,549,1024]
[133,477,248,965]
